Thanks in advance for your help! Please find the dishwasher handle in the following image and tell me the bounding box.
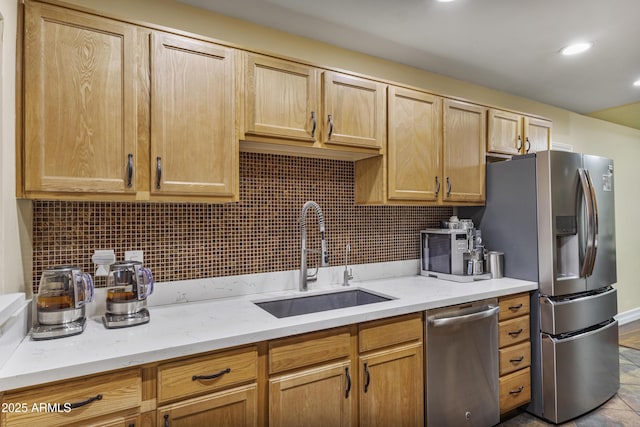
[428,305,500,327]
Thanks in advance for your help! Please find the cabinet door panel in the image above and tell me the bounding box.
[387,87,441,201]
[269,361,354,427]
[443,100,486,202]
[359,343,423,427]
[158,384,257,427]
[323,72,385,149]
[245,54,319,141]
[524,117,552,153]
[488,109,522,155]
[151,32,236,198]
[24,3,138,194]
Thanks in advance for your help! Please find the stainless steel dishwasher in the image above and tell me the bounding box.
[426,298,500,426]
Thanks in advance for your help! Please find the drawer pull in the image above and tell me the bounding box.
[508,303,523,311]
[345,367,351,398]
[509,386,524,395]
[508,328,524,337]
[510,356,525,363]
[363,362,370,393]
[69,394,102,409]
[192,367,231,381]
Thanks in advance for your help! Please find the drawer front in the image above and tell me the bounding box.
[2,369,141,427]
[269,327,351,374]
[499,315,530,348]
[499,367,531,414]
[499,293,530,321]
[499,341,531,376]
[158,346,257,404]
[359,313,422,353]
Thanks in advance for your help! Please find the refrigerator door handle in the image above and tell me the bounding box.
[578,168,596,278]
[585,169,599,276]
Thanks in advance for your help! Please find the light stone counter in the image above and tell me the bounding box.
[0,266,536,392]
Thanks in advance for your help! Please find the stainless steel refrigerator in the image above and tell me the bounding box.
[462,150,619,424]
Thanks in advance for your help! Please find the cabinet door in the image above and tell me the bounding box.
[158,384,257,427]
[322,71,385,149]
[442,100,486,203]
[270,361,354,427]
[151,32,237,199]
[244,53,319,142]
[488,109,522,155]
[523,117,552,153]
[23,3,139,194]
[387,87,441,201]
[359,343,423,427]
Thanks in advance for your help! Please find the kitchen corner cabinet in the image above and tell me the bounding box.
[488,109,552,156]
[497,293,532,414]
[19,2,238,202]
[21,2,140,198]
[356,93,485,205]
[240,53,385,160]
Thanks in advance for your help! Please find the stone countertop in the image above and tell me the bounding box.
[0,275,536,392]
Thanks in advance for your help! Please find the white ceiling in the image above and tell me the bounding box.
[180,0,640,117]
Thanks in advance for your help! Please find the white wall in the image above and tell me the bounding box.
[0,0,29,296]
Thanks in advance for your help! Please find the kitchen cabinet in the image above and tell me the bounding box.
[358,313,423,427]
[0,369,142,427]
[19,2,238,202]
[21,2,140,198]
[488,109,551,157]
[356,94,485,205]
[156,346,258,427]
[268,327,355,427]
[150,32,237,200]
[241,53,385,160]
[497,293,532,414]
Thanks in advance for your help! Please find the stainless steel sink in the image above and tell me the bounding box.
[254,289,393,318]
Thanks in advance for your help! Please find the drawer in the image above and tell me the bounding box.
[359,313,422,353]
[499,341,531,376]
[157,346,257,404]
[499,367,531,414]
[499,293,530,321]
[2,369,141,427]
[499,315,530,348]
[269,327,351,375]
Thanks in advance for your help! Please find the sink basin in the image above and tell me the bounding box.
[254,289,393,318]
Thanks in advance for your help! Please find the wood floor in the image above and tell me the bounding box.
[620,319,640,350]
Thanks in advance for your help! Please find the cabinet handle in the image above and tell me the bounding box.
[192,367,231,381]
[435,176,441,197]
[128,424,135,427]
[508,328,524,337]
[126,153,133,188]
[516,135,523,151]
[508,303,523,311]
[156,156,162,189]
[509,386,524,395]
[345,367,351,398]
[525,137,531,153]
[363,362,370,393]
[164,414,170,427]
[311,111,317,138]
[69,394,102,409]
[510,355,525,363]
[446,177,452,196]
[328,114,334,139]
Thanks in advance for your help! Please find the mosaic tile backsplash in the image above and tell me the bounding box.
[32,152,453,293]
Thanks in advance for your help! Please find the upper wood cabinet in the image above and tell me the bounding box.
[488,109,551,156]
[22,2,140,197]
[386,87,441,202]
[19,3,238,202]
[150,32,237,200]
[356,91,485,205]
[241,53,385,160]
[442,99,487,203]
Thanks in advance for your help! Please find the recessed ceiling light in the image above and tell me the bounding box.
[561,42,592,56]
[437,0,455,2]
[634,79,640,87]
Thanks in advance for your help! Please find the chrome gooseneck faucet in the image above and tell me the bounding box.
[300,201,329,291]
[343,243,353,286]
